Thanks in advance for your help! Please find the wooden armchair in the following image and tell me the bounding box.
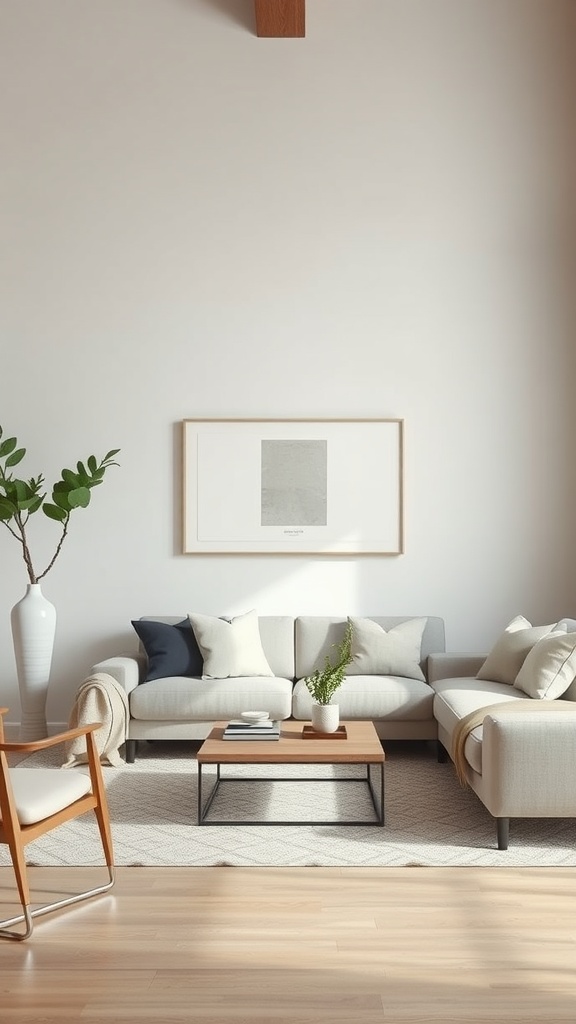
[0,708,115,940]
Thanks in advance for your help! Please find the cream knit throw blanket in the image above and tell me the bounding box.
[451,699,576,786]
[63,672,129,768]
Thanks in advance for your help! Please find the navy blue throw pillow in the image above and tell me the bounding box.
[131,619,203,682]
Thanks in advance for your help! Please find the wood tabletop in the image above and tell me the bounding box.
[197,719,385,764]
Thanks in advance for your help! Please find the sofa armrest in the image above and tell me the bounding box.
[427,652,486,682]
[481,710,576,817]
[91,655,145,697]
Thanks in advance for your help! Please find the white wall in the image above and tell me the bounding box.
[2,0,576,727]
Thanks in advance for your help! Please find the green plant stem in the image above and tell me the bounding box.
[36,518,69,582]
[1,510,69,584]
[2,514,37,584]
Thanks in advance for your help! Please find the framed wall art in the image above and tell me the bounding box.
[182,418,404,555]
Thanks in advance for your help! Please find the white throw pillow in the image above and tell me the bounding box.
[514,631,576,699]
[476,615,563,686]
[346,617,427,681]
[188,610,274,679]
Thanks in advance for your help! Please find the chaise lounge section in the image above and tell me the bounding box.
[428,616,576,848]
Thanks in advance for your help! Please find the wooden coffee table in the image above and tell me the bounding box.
[196,719,385,826]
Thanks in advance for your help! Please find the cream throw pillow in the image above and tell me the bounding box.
[476,615,562,686]
[514,631,576,699]
[188,610,274,679]
[346,617,427,681]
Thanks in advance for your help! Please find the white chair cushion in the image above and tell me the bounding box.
[4,768,92,826]
[346,617,427,681]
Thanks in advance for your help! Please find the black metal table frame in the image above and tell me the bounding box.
[197,760,385,826]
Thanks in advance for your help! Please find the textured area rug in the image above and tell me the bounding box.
[4,740,575,867]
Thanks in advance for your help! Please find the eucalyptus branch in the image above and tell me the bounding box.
[36,518,70,583]
[1,518,24,545]
[0,424,120,587]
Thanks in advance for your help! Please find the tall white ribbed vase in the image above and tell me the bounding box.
[10,583,56,741]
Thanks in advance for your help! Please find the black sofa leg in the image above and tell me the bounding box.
[436,740,448,763]
[125,739,137,764]
[496,817,509,850]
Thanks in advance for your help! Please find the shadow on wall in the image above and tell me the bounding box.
[182,0,256,33]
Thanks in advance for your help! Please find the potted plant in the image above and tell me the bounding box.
[0,424,120,739]
[304,620,354,733]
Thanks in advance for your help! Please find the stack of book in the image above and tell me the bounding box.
[222,719,281,741]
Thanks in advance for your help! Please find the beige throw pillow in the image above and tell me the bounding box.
[346,617,427,681]
[476,615,562,686]
[513,631,576,699]
[188,610,274,679]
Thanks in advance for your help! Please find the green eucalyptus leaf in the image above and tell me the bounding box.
[43,503,67,522]
[28,495,43,514]
[61,468,80,488]
[5,448,26,468]
[104,449,121,461]
[87,455,97,473]
[2,480,17,500]
[76,462,91,485]
[52,489,71,510]
[0,437,18,458]
[67,486,91,508]
[13,479,28,502]
[17,496,40,511]
[0,497,16,519]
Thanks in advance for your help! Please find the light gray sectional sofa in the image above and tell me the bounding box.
[91,612,576,849]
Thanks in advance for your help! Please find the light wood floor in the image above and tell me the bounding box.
[1,865,575,1023]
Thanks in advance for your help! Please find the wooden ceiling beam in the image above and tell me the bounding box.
[254,0,305,38]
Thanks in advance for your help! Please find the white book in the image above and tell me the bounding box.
[224,725,280,734]
[227,719,275,729]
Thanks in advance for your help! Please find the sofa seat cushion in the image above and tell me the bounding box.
[430,676,528,774]
[291,676,434,722]
[129,675,293,722]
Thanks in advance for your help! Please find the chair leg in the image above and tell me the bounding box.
[0,831,33,940]
[496,817,510,851]
[0,865,115,941]
[85,729,115,868]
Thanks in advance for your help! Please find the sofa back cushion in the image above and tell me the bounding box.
[138,615,295,680]
[295,616,445,680]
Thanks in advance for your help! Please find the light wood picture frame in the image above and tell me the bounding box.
[182,418,404,555]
